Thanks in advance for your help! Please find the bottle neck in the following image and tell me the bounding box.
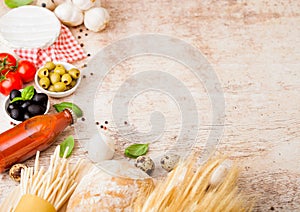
[51,109,74,131]
[63,109,76,125]
[64,109,73,124]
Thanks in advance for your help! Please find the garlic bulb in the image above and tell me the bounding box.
[72,0,100,11]
[84,7,109,32]
[36,0,56,10]
[53,0,65,6]
[54,2,84,27]
[87,132,115,162]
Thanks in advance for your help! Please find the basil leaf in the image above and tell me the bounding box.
[21,85,35,100]
[124,144,149,158]
[10,97,24,103]
[124,149,137,158]
[10,85,35,103]
[53,102,83,118]
[4,0,33,8]
[59,135,75,158]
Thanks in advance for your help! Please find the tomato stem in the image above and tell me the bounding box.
[0,74,6,81]
[0,56,16,76]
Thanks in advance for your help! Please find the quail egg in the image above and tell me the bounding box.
[160,154,180,172]
[9,163,27,182]
[135,156,155,175]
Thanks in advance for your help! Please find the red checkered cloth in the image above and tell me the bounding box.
[14,25,86,68]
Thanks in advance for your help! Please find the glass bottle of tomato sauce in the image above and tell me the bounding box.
[0,108,76,172]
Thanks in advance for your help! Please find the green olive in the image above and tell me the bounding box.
[66,80,77,90]
[53,82,66,92]
[39,77,50,89]
[61,73,72,85]
[38,68,49,78]
[50,72,61,84]
[44,61,56,70]
[48,85,55,92]
[70,80,77,87]
[54,66,66,75]
[56,64,65,69]
[68,68,80,79]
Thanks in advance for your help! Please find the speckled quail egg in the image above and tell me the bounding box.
[9,163,27,182]
[160,154,180,172]
[135,156,155,175]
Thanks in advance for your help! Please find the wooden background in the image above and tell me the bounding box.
[0,0,300,211]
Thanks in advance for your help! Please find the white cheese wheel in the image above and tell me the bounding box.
[0,6,61,49]
[66,160,154,212]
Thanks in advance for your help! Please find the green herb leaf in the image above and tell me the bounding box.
[124,143,149,158]
[10,97,23,103]
[59,136,75,158]
[10,85,35,103]
[53,102,83,118]
[4,0,33,8]
[21,85,34,100]
[124,149,137,158]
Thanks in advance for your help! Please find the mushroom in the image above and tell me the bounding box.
[54,1,84,27]
[72,0,100,11]
[84,7,110,32]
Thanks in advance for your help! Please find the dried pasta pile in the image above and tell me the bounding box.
[9,146,83,212]
[134,157,252,212]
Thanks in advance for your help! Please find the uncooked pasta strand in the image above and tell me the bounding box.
[55,182,78,210]
[17,145,82,211]
[34,151,40,175]
[47,176,65,204]
[31,167,45,195]
[44,177,61,201]
[53,175,69,206]
[70,159,83,180]
[32,168,47,195]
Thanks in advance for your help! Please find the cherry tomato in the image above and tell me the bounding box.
[0,72,23,96]
[0,53,17,75]
[16,60,37,83]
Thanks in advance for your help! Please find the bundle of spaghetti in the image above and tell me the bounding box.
[11,145,83,212]
[134,157,252,212]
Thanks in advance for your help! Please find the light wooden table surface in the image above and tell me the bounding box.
[0,1,300,211]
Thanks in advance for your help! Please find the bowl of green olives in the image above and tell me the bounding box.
[34,61,81,98]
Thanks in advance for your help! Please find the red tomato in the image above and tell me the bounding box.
[0,53,17,75]
[16,60,37,83]
[0,72,23,96]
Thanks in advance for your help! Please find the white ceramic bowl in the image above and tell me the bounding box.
[34,61,82,98]
[3,90,50,124]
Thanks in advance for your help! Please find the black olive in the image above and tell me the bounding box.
[27,104,45,116]
[20,100,32,110]
[32,93,48,105]
[10,108,23,121]
[23,111,32,120]
[9,90,21,101]
[7,103,18,113]
[13,100,24,106]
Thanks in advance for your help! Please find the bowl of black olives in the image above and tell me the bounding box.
[34,61,81,98]
[3,86,50,124]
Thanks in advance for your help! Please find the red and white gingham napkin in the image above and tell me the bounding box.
[14,25,86,68]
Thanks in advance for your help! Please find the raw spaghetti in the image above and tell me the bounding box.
[10,146,83,212]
